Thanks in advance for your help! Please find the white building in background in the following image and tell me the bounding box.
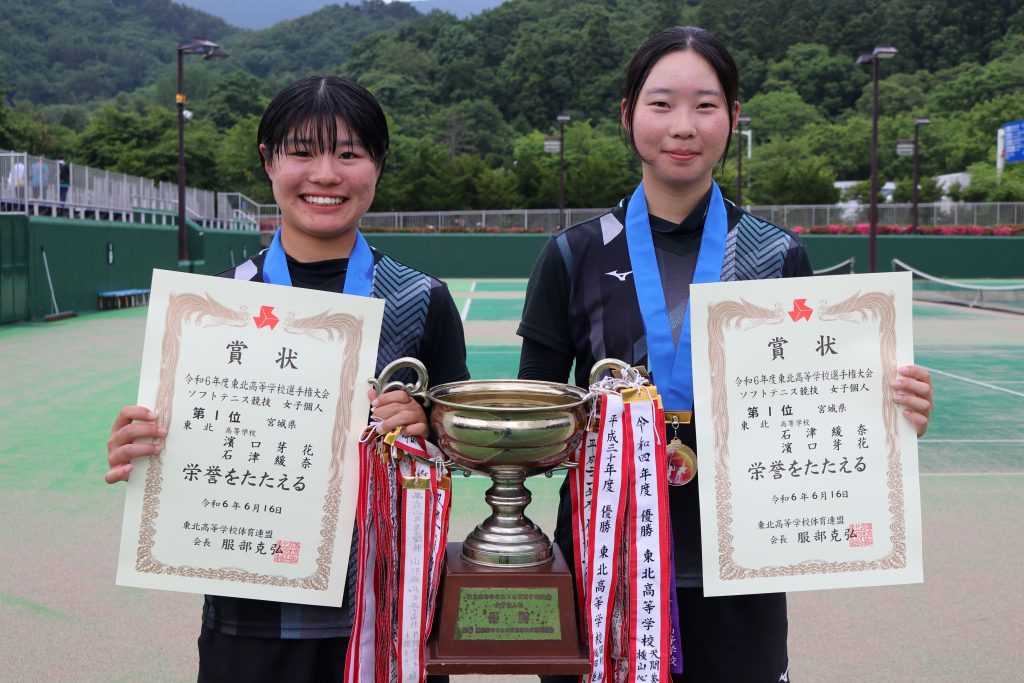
[935,172,971,193]
[834,173,972,206]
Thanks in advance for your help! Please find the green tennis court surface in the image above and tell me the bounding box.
[2,280,1021,682]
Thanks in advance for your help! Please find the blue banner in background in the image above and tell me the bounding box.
[1004,120,1024,164]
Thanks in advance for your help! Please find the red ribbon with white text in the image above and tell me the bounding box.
[571,381,672,683]
[346,428,450,683]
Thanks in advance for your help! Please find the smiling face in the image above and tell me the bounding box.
[261,122,379,260]
[256,76,390,261]
[624,49,738,201]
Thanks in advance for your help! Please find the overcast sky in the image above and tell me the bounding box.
[173,1,504,30]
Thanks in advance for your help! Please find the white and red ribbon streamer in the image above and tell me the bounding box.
[572,384,672,683]
[346,427,450,683]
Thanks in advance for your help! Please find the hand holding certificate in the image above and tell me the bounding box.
[691,272,924,596]
[115,269,383,606]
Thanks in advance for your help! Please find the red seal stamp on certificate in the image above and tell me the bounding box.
[272,540,301,564]
[848,523,873,548]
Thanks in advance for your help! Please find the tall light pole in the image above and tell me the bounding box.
[177,38,228,263]
[911,116,931,234]
[856,44,897,272]
[556,113,571,229]
[736,114,751,206]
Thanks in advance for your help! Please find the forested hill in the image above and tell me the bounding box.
[3,0,1021,108]
[0,0,233,104]
[341,0,1023,129]
[0,0,422,104]
[219,2,422,81]
[2,0,1022,206]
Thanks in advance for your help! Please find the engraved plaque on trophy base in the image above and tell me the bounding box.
[425,542,591,675]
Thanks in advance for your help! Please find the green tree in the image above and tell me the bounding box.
[802,118,873,181]
[712,159,739,205]
[200,72,271,131]
[474,166,523,209]
[373,136,457,212]
[563,121,636,208]
[218,115,271,200]
[747,139,839,204]
[72,103,220,188]
[511,130,558,209]
[432,22,488,104]
[4,101,75,156]
[891,176,942,203]
[428,99,515,158]
[763,44,866,117]
[499,34,554,130]
[741,90,823,142]
[925,95,1024,176]
[841,180,881,204]
[961,161,1024,201]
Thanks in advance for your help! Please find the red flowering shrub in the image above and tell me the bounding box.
[360,222,1023,236]
[798,223,1024,237]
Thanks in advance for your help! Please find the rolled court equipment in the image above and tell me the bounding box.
[893,258,1024,315]
[39,246,77,322]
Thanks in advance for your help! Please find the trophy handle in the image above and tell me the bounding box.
[370,356,431,407]
[369,358,463,472]
[589,358,644,388]
[546,445,583,476]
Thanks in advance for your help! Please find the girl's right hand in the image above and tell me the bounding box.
[105,406,167,484]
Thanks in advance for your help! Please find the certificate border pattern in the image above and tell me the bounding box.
[707,291,906,580]
[134,291,363,591]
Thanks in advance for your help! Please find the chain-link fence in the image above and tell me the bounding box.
[748,202,1024,228]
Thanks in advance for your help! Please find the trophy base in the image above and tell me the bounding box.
[425,542,591,675]
[461,517,553,567]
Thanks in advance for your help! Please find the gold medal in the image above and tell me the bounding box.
[666,437,697,486]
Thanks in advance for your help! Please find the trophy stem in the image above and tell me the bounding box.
[461,466,553,567]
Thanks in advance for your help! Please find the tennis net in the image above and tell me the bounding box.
[892,258,1024,314]
[813,258,856,276]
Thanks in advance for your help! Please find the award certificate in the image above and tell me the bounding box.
[116,269,384,606]
[691,272,922,596]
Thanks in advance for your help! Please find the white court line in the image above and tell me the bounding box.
[460,280,477,322]
[921,439,1024,443]
[923,365,1024,398]
[920,472,1024,477]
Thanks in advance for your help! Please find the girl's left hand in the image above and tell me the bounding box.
[891,365,934,437]
[368,388,429,437]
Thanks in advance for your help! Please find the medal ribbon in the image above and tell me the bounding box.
[623,181,728,410]
[262,227,375,297]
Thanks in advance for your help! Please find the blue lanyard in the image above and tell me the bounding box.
[624,181,728,409]
[261,227,374,297]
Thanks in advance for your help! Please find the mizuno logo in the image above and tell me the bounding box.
[779,666,790,682]
[605,270,633,282]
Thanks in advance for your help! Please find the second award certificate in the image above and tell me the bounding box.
[691,272,922,596]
